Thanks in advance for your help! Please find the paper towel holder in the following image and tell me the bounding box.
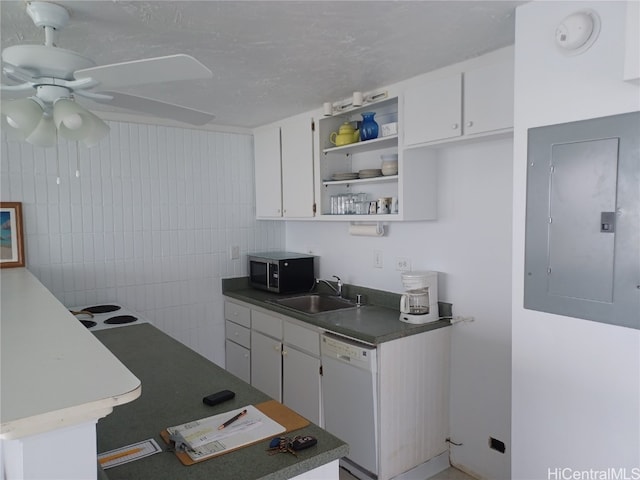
[349,222,385,237]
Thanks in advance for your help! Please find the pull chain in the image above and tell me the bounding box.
[55,133,61,185]
[75,141,80,178]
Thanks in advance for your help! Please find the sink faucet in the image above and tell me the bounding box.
[316,276,343,297]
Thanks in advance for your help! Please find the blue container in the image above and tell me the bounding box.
[360,112,379,141]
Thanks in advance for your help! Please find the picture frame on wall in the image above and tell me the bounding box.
[0,202,25,268]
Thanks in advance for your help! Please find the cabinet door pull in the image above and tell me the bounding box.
[451,123,459,130]
[466,121,474,127]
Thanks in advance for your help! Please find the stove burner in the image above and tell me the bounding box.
[104,315,138,325]
[83,304,121,314]
[80,320,97,328]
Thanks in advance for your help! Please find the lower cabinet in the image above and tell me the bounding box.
[225,297,452,480]
[225,299,322,425]
[250,329,282,401]
[225,339,250,383]
[282,321,322,425]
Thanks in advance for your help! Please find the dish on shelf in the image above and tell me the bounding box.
[359,169,382,179]
[332,172,359,181]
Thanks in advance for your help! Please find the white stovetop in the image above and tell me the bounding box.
[0,268,141,440]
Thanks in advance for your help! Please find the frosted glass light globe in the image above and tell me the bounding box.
[6,116,19,129]
[62,113,83,130]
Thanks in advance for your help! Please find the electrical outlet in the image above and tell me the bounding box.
[395,257,411,271]
[373,250,383,268]
[230,245,240,260]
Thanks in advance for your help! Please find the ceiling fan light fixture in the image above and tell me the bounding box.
[81,115,110,148]
[25,114,56,148]
[1,98,44,138]
[53,98,109,145]
[63,113,83,130]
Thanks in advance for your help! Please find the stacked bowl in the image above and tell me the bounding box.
[381,154,398,176]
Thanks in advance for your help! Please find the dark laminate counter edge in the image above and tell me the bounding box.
[222,278,451,345]
[95,324,348,480]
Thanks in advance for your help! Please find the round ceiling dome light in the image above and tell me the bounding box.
[555,10,601,56]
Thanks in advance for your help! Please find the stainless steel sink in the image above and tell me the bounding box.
[271,294,356,315]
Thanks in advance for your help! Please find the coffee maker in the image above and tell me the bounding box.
[399,271,439,324]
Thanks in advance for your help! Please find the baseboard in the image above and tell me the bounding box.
[393,452,450,480]
[339,451,450,480]
[449,460,485,480]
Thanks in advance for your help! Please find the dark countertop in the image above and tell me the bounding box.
[222,277,451,345]
[95,324,348,480]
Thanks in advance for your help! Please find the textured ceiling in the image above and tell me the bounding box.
[1,1,526,129]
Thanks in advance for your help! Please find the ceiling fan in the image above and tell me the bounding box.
[1,1,215,148]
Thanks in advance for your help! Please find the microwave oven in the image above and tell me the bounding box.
[248,252,315,294]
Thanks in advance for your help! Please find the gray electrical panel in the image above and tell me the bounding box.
[524,112,639,330]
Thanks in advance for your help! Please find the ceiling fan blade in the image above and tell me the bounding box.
[92,91,215,126]
[1,82,35,95]
[74,54,212,90]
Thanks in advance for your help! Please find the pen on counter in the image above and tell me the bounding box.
[218,409,247,430]
[98,447,144,465]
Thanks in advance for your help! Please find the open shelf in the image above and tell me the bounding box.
[322,135,398,155]
[322,175,398,186]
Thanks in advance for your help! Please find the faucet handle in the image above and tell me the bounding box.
[332,275,342,285]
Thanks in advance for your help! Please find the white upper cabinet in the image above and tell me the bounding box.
[403,57,514,147]
[280,116,315,218]
[463,60,514,136]
[404,73,463,145]
[254,125,282,218]
[254,115,315,219]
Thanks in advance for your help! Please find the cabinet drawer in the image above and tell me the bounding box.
[284,321,320,356]
[225,320,251,349]
[225,301,251,328]
[251,310,283,339]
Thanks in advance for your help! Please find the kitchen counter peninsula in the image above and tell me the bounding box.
[95,323,348,480]
[222,277,451,344]
[0,268,141,479]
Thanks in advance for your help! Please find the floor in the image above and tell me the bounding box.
[339,466,475,480]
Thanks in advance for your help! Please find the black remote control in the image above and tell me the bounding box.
[202,390,235,406]
[291,435,317,451]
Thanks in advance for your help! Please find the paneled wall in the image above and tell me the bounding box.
[1,121,285,365]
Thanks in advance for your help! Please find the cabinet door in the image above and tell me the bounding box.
[403,73,462,146]
[250,331,282,401]
[254,124,283,218]
[225,339,250,384]
[463,60,514,135]
[282,346,321,425]
[280,116,315,218]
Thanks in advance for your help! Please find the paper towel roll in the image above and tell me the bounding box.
[349,223,384,237]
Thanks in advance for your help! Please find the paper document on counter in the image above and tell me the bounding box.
[167,405,285,461]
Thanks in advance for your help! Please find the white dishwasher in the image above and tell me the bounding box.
[321,333,378,476]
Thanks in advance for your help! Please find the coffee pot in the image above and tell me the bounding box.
[399,271,438,324]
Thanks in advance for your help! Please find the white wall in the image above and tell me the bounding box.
[1,122,285,365]
[287,136,513,479]
[512,2,640,479]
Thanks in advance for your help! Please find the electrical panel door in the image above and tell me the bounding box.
[525,112,639,329]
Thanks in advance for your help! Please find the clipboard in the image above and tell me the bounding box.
[160,400,310,466]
